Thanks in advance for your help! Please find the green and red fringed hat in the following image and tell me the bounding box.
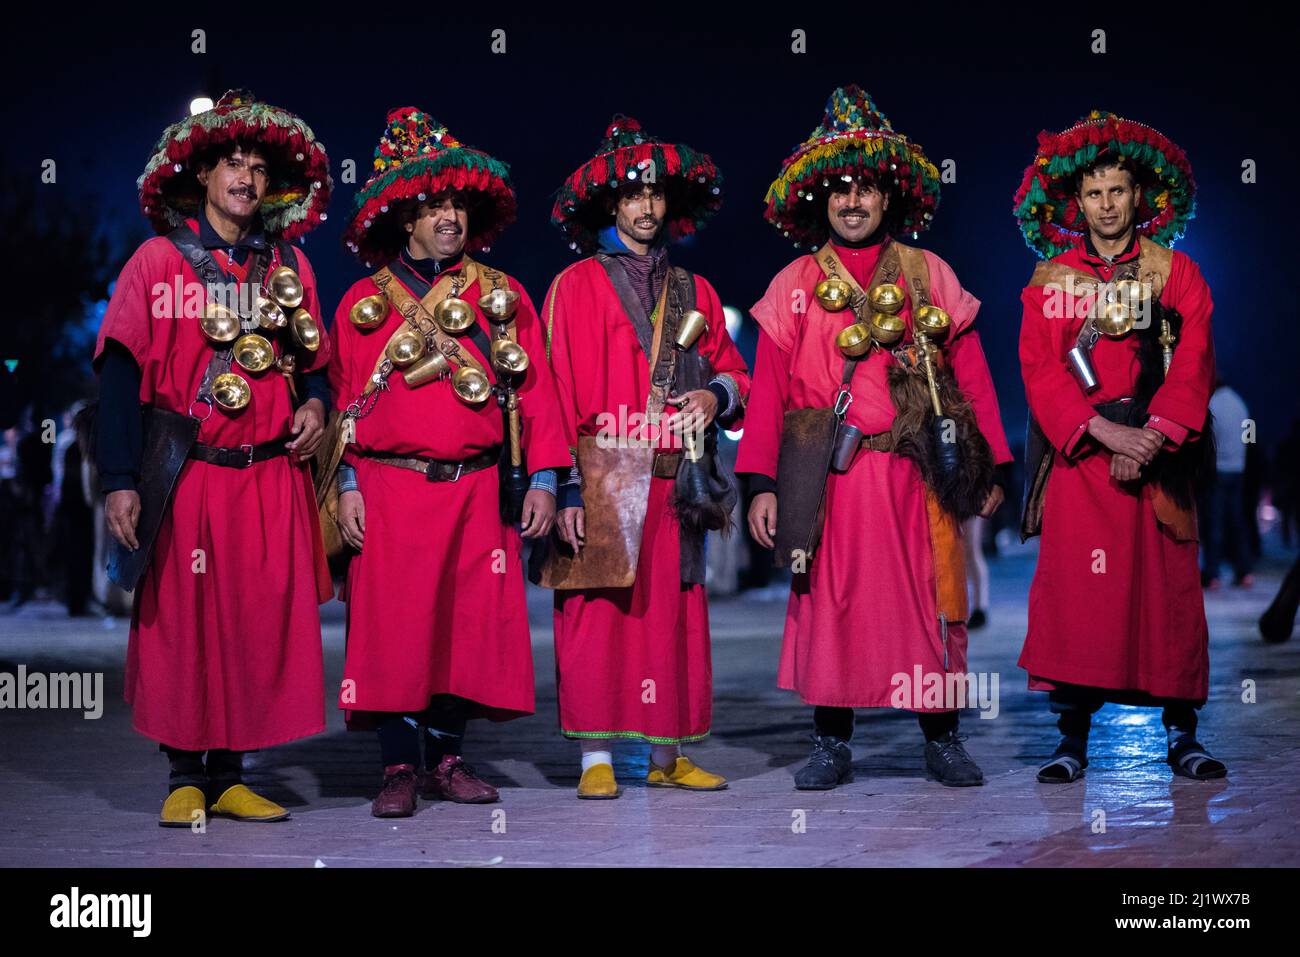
[551,115,723,253]
[764,86,941,249]
[343,107,516,265]
[138,89,331,241]
[1013,110,1196,260]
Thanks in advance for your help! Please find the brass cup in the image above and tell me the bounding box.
[675,309,708,350]
[1096,300,1134,337]
[255,296,287,330]
[813,278,854,312]
[402,349,452,387]
[1111,278,1146,309]
[492,339,530,374]
[212,372,251,410]
[451,366,492,404]
[349,294,389,329]
[478,288,520,322]
[233,333,275,373]
[913,304,952,342]
[200,302,240,343]
[869,311,906,346]
[836,322,873,358]
[433,296,475,334]
[290,308,321,352]
[869,283,906,315]
[266,265,304,309]
[385,330,426,367]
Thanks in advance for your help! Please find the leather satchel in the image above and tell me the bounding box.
[773,406,841,568]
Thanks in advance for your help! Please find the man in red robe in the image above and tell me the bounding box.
[539,116,750,798]
[94,91,334,826]
[328,109,572,816]
[1013,111,1225,781]
[736,86,1012,789]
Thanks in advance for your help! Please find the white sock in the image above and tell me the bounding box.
[580,743,613,772]
[651,744,681,769]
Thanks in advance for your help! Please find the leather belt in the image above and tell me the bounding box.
[652,451,682,479]
[357,446,500,482]
[859,431,895,453]
[190,439,289,469]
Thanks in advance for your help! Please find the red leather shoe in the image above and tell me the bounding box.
[371,764,418,818]
[419,755,499,804]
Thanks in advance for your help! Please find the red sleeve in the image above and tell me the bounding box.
[733,328,791,480]
[1146,253,1215,441]
[1018,283,1097,458]
[512,279,576,473]
[948,327,1013,464]
[327,285,361,416]
[93,241,163,371]
[541,265,583,456]
[693,276,751,426]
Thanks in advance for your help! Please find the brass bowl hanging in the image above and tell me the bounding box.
[869,283,906,315]
[200,302,240,343]
[349,294,389,329]
[433,296,475,334]
[1096,300,1134,338]
[255,296,287,330]
[492,338,530,375]
[451,366,492,404]
[813,278,853,312]
[233,333,275,373]
[478,288,520,322]
[913,304,952,342]
[290,308,321,352]
[266,265,304,309]
[212,372,251,411]
[385,330,426,367]
[402,350,452,388]
[835,322,873,358]
[869,311,906,346]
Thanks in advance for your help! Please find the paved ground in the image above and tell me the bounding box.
[1,537,1297,868]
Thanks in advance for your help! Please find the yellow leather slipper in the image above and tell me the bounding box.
[646,756,728,791]
[209,784,290,822]
[577,763,621,800]
[159,786,207,828]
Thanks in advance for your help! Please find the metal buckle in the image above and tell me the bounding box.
[187,397,214,422]
[240,444,254,468]
[450,462,464,482]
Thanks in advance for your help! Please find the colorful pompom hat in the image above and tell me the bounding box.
[138,89,331,241]
[343,107,517,265]
[764,86,940,249]
[1013,110,1196,260]
[551,115,723,254]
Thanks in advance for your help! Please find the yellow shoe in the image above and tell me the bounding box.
[159,786,207,828]
[577,763,621,800]
[646,756,728,791]
[209,784,290,822]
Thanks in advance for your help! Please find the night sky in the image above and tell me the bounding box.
[3,9,1295,451]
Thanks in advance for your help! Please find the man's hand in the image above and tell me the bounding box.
[520,489,556,539]
[287,398,327,460]
[106,490,141,551]
[1087,416,1163,465]
[338,490,365,550]
[748,492,778,549]
[557,506,585,551]
[1110,453,1143,483]
[978,484,1005,519]
[664,389,719,437]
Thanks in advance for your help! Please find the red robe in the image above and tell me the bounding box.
[329,262,571,722]
[735,241,1013,709]
[93,222,332,751]
[543,258,751,743]
[1017,239,1215,700]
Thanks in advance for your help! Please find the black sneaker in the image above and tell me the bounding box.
[793,735,852,790]
[924,731,985,787]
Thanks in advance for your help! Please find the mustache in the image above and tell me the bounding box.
[838,208,870,218]
[228,187,257,199]
[434,222,463,233]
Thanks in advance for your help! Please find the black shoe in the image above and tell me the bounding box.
[925,731,985,787]
[1037,740,1088,783]
[793,735,852,790]
[967,608,988,629]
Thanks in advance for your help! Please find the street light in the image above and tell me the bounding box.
[189,96,214,116]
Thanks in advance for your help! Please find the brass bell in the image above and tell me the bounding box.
[913,304,952,342]
[212,371,251,410]
[256,296,287,330]
[869,283,906,315]
[291,308,321,352]
[266,265,304,310]
[492,338,530,375]
[1096,300,1134,337]
[1111,278,1146,308]
[277,353,296,374]
[451,366,492,404]
[869,311,906,346]
[433,296,475,334]
[402,349,452,387]
[675,309,708,350]
[349,294,388,329]
[478,288,520,322]
[386,330,426,367]
[813,278,853,312]
[200,302,240,343]
[836,322,873,358]
[233,333,275,373]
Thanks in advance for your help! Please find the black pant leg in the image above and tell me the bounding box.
[813,706,854,742]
